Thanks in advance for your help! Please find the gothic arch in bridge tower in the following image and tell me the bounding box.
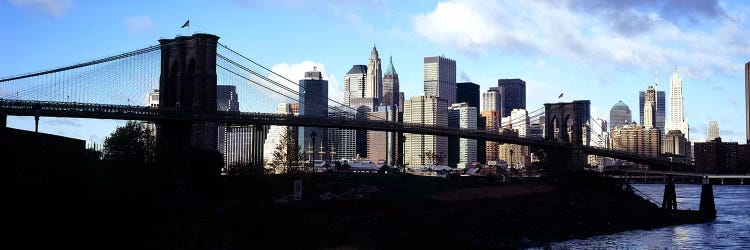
[544,100,590,146]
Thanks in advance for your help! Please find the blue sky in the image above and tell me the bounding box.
[2,0,749,144]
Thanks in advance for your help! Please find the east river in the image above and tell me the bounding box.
[537,184,750,249]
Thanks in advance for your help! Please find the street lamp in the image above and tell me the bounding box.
[310,131,317,173]
[510,149,514,177]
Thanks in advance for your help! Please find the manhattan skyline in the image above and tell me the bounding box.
[2,0,749,143]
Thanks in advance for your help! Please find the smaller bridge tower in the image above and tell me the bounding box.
[544,100,590,169]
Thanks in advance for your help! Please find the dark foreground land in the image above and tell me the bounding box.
[9,163,712,250]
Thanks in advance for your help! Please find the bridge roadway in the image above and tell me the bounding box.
[0,99,542,145]
[0,99,691,170]
[606,169,750,179]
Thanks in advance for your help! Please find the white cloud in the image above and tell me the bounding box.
[268,61,345,107]
[124,16,155,34]
[11,0,72,17]
[412,0,750,79]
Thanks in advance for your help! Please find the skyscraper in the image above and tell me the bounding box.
[263,103,297,167]
[382,56,399,108]
[667,67,689,140]
[366,46,382,101]
[506,109,530,138]
[640,89,665,134]
[481,110,500,162]
[497,79,526,117]
[424,56,457,105]
[609,101,632,130]
[482,90,502,114]
[707,121,720,142]
[344,65,367,107]
[449,103,477,168]
[457,82,484,163]
[298,69,328,160]
[144,89,159,136]
[367,105,397,164]
[327,106,356,161]
[404,96,448,167]
[217,85,240,170]
[643,86,656,129]
[457,82,480,108]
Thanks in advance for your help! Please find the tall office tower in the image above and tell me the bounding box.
[589,117,609,148]
[610,124,662,167]
[643,86,656,129]
[223,125,268,171]
[664,130,688,157]
[366,46,383,101]
[216,85,241,171]
[328,106,356,161]
[448,103,478,168]
[497,79,526,117]
[367,105,397,164]
[263,103,296,167]
[350,97,378,158]
[639,88,665,134]
[667,67,689,140]
[144,89,160,136]
[609,101,632,130]
[507,109,530,138]
[404,96,448,167]
[746,62,750,143]
[398,92,405,113]
[298,69,329,161]
[482,90,502,115]
[707,121,720,142]
[457,82,480,108]
[382,56,399,107]
[457,82,484,162]
[344,65,367,107]
[587,117,610,167]
[424,56,457,105]
[481,110,500,162]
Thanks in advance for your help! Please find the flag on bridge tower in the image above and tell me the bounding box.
[181,20,190,28]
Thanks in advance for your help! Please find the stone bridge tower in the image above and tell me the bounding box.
[156,33,221,193]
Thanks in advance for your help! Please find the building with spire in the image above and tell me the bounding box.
[366,45,382,102]
[382,56,399,108]
[643,86,656,129]
[707,121,720,142]
[667,67,689,140]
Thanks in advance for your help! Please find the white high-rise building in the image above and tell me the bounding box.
[344,65,367,107]
[707,121,720,142]
[328,106,357,161]
[644,86,656,129]
[143,89,159,136]
[501,109,529,138]
[667,67,689,140]
[404,96,448,167]
[263,103,296,166]
[424,56,456,105]
[482,90,501,113]
[366,46,382,101]
[449,103,477,168]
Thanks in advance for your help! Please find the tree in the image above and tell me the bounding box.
[422,151,446,170]
[103,121,156,164]
[267,127,304,174]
